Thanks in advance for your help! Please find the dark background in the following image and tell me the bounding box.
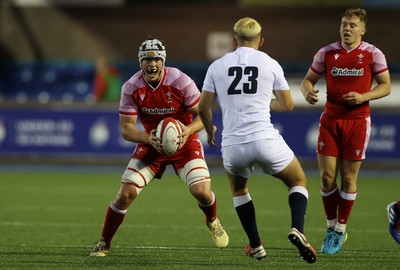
[1,1,399,70]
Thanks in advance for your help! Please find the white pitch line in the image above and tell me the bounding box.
[18,243,233,251]
[0,221,389,234]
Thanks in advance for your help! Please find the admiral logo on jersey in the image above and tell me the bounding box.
[331,67,364,76]
[142,107,174,114]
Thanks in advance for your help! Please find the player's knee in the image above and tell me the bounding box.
[114,186,137,208]
[228,174,247,193]
[190,181,211,199]
[190,183,214,206]
[321,178,337,191]
[341,174,355,184]
[291,175,307,187]
[319,167,336,183]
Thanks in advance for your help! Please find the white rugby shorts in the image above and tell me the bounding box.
[221,131,294,178]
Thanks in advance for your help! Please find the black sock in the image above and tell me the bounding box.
[235,200,261,248]
[288,192,308,233]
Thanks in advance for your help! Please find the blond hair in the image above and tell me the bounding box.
[342,8,367,26]
[233,17,262,42]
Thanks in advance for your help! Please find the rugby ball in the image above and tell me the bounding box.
[156,117,182,155]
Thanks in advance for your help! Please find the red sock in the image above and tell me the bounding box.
[321,187,340,221]
[198,193,217,224]
[337,190,357,224]
[101,205,126,247]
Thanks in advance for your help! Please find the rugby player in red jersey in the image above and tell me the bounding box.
[301,8,391,254]
[90,38,228,256]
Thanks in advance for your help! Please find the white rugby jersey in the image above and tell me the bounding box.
[202,47,289,146]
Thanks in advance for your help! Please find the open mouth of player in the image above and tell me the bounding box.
[147,67,158,75]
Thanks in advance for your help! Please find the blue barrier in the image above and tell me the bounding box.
[0,107,398,161]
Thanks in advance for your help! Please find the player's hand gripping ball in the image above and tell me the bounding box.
[156,117,182,155]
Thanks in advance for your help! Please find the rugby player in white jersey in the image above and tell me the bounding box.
[198,17,316,263]
[90,38,229,257]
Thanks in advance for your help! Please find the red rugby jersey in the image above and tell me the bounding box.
[310,41,388,118]
[119,67,200,140]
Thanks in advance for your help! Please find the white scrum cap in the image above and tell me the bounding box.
[138,38,166,65]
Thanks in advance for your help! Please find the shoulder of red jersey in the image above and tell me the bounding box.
[319,41,342,53]
[121,71,145,95]
[163,67,197,89]
[359,41,383,54]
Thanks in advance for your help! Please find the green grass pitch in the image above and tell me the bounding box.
[0,167,399,269]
